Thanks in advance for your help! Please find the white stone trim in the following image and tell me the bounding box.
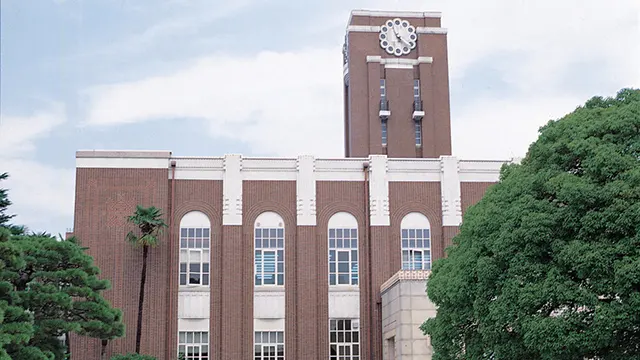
[387,159,441,182]
[368,155,390,226]
[254,211,284,228]
[178,318,209,332]
[328,211,358,228]
[171,157,224,180]
[416,27,448,34]
[76,157,169,169]
[296,155,317,226]
[385,63,413,69]
[254,318,285,331]
[400,212,430,229]
[458,160,505,182]
[380,270,431,293]
[178,292,210,319]
[329,291,360,319]
[350,10,442,19]
[180,211,211,228]
[222,154,243,226]
[254,291,285,319]
[379,109,391,118]
[346,25,381,33]
[440,156,462,226]
[314,158,366,181]
[243,157,297,181]
[366,56,433,66]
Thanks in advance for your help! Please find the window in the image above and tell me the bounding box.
[413,79,420,101]
[255,212,285,286]
[328,212,358,286]
[414,121,422,146]
[178,331,209,360]
[179,212,211,287]
[380,79,386,98]
[254,331,284,360]
[401,212,431,270]
[330,319,360,360]
[381,119,388,146]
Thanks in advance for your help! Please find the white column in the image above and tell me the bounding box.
[222,154,243,226]
[439,156,462,226]
[296,155,317,226]
[369,155,390,226]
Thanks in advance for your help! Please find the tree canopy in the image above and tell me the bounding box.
[422,88,640,359]
[0,173,124,359]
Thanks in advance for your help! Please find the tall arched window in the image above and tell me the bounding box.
[400,212,431,270]
[179,211,211,286]
[328,212,359,286]
[254,212,285,286]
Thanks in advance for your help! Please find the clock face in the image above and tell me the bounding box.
[379,18,417,56]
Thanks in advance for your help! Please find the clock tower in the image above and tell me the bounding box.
[343,10,453,158]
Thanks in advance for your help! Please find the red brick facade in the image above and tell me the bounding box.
[71,168,496,359]
[70,10,505,360]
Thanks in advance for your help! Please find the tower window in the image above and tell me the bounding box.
[414,121,422,146]
[380,79,386,98]
[381,119,388,146]
[413,79,420,101]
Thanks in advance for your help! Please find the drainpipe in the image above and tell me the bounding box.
[167,160,177,358]
[363,161,374,360]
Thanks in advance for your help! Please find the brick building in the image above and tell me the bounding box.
[70,10,510,360]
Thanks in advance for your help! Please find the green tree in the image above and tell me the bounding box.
[422,88,640,359]
[126,205,167,354]
[0,228,52,360]
[10,234,125,359]
[0,173,14,227]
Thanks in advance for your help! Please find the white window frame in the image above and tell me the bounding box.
[328,228,359,286]
[178,331,209,360]
[254,212,285,287]
[180,227,210,287]
[400,213,432,271]
[380,79,386,98]
[329,319,360,360]
[254,331,285,360]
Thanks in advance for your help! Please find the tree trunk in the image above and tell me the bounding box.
[101,339,108,360]
[66,331,71,358]
[135,245,149,353]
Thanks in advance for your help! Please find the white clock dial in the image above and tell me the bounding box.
[379,18,416,56]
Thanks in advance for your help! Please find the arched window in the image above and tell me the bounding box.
[179,211,211,286]
[328,212,358,286]
[400,212,431,270]
[254,212,285,286]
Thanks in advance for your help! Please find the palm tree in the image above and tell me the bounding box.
[126,205,167,354]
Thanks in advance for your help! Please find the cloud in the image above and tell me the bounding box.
[0,103,66,158]
[82,47,345,157]
[80,0,639,159]
[1,159,74,235]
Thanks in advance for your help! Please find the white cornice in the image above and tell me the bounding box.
[416,27,448,34]
[346,25,446,34]
[366,56,433,68]
[350,10,442,21]
[346,25,381,33]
